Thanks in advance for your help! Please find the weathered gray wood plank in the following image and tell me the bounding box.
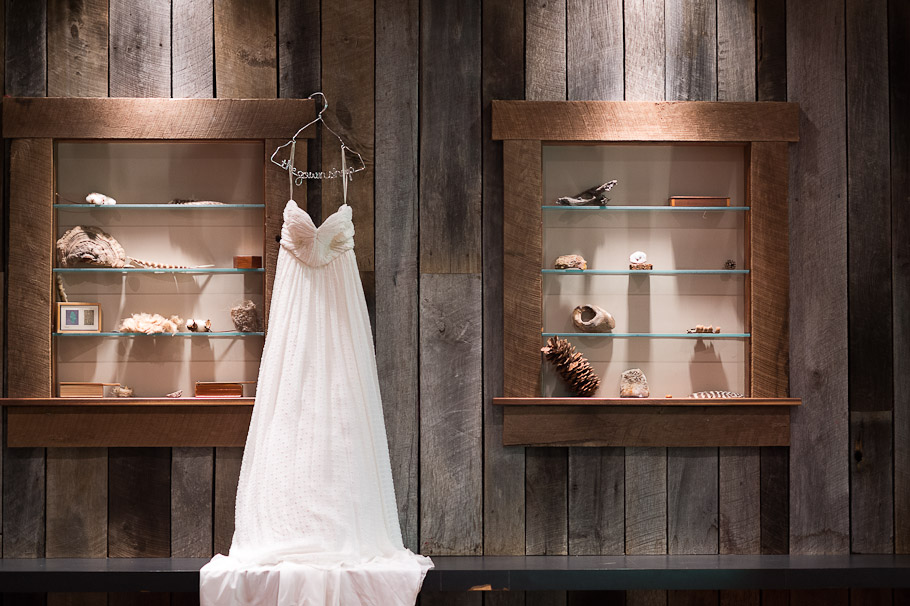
[757,0,786,102]
[213,0,276,99]
[173,0,214,98]
[527,447,568,556]
[213,446,242,555]
[760,447,789,554]
[375,0,419,552]
[665,0,716,101]
[109,0,170,97]
[171,448,213,557]
[46,449,107,558]
[668,448,718,554]
[851,412,894,553]
[5,0,45,96]
[108,448,170,557]
[788,0,850,555]
[717,0,755,102]
[624,0,664,101]
[526,0,566,102]
[47,0,107,96]
[482,0,525,558]
[568,448,624,554]
[719,448,760,554]
[625,448,667,555]
[567,0,622,101]
[419,274,483,555]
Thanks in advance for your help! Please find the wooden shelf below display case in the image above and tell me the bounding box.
[2,398,254,448]
[492,398,800,447]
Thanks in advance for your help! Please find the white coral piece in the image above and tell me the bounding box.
[117,313,184,335]
[629,250,648,264]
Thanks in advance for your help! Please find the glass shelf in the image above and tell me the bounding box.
[541,205,749,211]
[54,331,265,337]
[54,268,264,274]
[542,332,750,338]
[54,204,265,209]
[543,269,749,275]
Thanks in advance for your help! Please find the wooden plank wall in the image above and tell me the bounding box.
[1,2,907,605]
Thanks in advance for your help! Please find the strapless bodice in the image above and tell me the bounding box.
[280,200,355,267]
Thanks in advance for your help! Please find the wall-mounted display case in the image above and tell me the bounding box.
[492,101,802,447]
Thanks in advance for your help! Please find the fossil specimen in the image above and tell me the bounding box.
[110,384,134,397]
[57,226,129,268]
[555,254,588,270]
[557,180,618,206]
[620,368,650,398]
[572,304,615,332]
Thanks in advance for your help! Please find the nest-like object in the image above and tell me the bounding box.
[118,313,183,335]
[231,300,262,333]
[541,336,600,397]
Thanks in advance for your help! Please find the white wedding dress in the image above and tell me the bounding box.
[200,200,433,605]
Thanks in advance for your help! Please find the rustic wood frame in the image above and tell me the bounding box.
[492,100,800,447]
[2,97,315,447]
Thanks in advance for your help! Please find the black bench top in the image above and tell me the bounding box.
[0,555,908,593]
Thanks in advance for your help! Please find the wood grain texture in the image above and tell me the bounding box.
[850,411,894,553]
[850,589,893,606]
[527,593,567,606]
[719,590,758,606]
[375,0,419,551]
[668,591,717,606]
[419,274,483,555]
[492,101,800,141]
[665,0,716,101]
[625,448,667,555]
[2,444,46,557]
[623,0,664,101]
[502,139,542,399]
[214,446,243,555]
[893,0,910,555]
[756,0,786,102]
[108,448,170,557]
[482,0,525,557]
[526,0,566,101]
[504,406,791,447]
[527,447,568,555]
[2,97,316,139]
[568,447,624,554]
[628,591,668,606]
[419,0,482,274]
[717,0,755,102]
[787,0,850,555]
[109,0,169,96]
[789,590,847,606]
[321,0,373,273]
[264,139,299,328]
[45,448,106,558]
[213,0,276,98]
[668,448,718,554]
[760,590,789,606]
[171,447,214,557]
[567,0,623,101]
[7,403,254,447]
[750,142,790,398]
[760,446,789,554]
[719,447,760,554]
[47,0,107,96]
[173,0,214,98]
[5,0,45,96]
[848,0,892,413]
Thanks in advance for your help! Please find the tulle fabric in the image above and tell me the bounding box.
[200,201,432,605]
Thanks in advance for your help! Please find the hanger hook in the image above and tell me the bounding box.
[308,92,328,119]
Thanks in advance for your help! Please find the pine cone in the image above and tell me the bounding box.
[541,336,601,397]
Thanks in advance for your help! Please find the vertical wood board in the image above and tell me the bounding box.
[665,0,717,101]
[625,448,667,554]
[526,447,568,555]
[525,0,566,101]
[719,447,760,554]
[4,0,46,96]
[109,0,170,97]
[668,448,719,554]
[624,0,665,101]
[213,446,243,555]
[173,0,214,98]
[567,0,623,101]
[568,447,624,554]
[47,0,108,97]
[213,0,276,99]
[850,411,894,553]
[171,447,214,557]
[108,448,170,557]
[46,448,107,558]
[717,0,756,102]
[756,0,787,102]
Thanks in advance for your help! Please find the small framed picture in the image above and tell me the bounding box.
[57,302,102,333]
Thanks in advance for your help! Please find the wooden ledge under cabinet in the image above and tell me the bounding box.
[2,398,254,448]
[492,397,800,447]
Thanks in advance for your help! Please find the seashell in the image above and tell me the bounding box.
[57,226,128,268]
[231,300,262,333]
[86,192,116,205]
[620,368,650,398]
[572,304,615,332]
[690,390,744,398]
[110,385,133,397]
[630,251,648,264]
[555,254,587,270]
[117,313,184,335]
[166,390,183,398]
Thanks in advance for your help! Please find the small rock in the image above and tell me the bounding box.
[620,368,650,398]
[555,254,588,270]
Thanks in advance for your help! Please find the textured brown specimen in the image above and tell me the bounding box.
[109,448,170,557]
[173,0,214,98]
[171,447,214,557]
[46,449,107,557]
[542,337,601,397]
[214,446,243,555]
[481,0,525,559]
[419,274,483,555]
[110,0,169,97]
[567,0,622,100]
[213,0,276,99]
[48,0,108,96]
[788,0,850,555]
[6,401,254,447]
[526,0,566,101]
[3,97,316,139]
[502,406,791,447]
[322,0,374,273]
[419,0,482,274]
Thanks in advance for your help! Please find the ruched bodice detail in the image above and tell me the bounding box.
[280,200,355,267]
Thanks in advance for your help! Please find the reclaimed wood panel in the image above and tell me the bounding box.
[893,0,910,555]
[213,0,276,99]
[527,447,568,555]
[171,447,214,557]
[419,274,483,555]
[525,0,566,101]
[790,590,847,606]
[173,0,214,98]
[419,0,482,274]
[624,0,664,101]
[503,406,791,447]
[108,448,170,557]
[375,0,420,551]
[482,0,525,557]
[760,446,789,554]
[625,448,667,554]
[717,0,755,102]
[492,101,799,141]
[719,448,760,554]
[214,446,243,555]
[719,590,758,606]
[46,449,107,558]
[665,0,716,101]
[2,98,316,139]
[788,0,850,555]
[628,591,668,606]
[567,0,622,100]
[321,0,374,274]
[47,0,107,97]
[5,0,45,96]
[851,411,894,553]
[668,592,717,606]
[756,0,787,102]
[110,0,169,97]
[568,448,624,554]
[668,449,718,554]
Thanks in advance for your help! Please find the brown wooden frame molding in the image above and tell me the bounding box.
[493,100,800,448]
[2,97,314,447]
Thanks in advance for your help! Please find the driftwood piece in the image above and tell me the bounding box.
[556,179,617,205]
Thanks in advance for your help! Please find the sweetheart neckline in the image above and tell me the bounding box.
[287,199,351,230]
